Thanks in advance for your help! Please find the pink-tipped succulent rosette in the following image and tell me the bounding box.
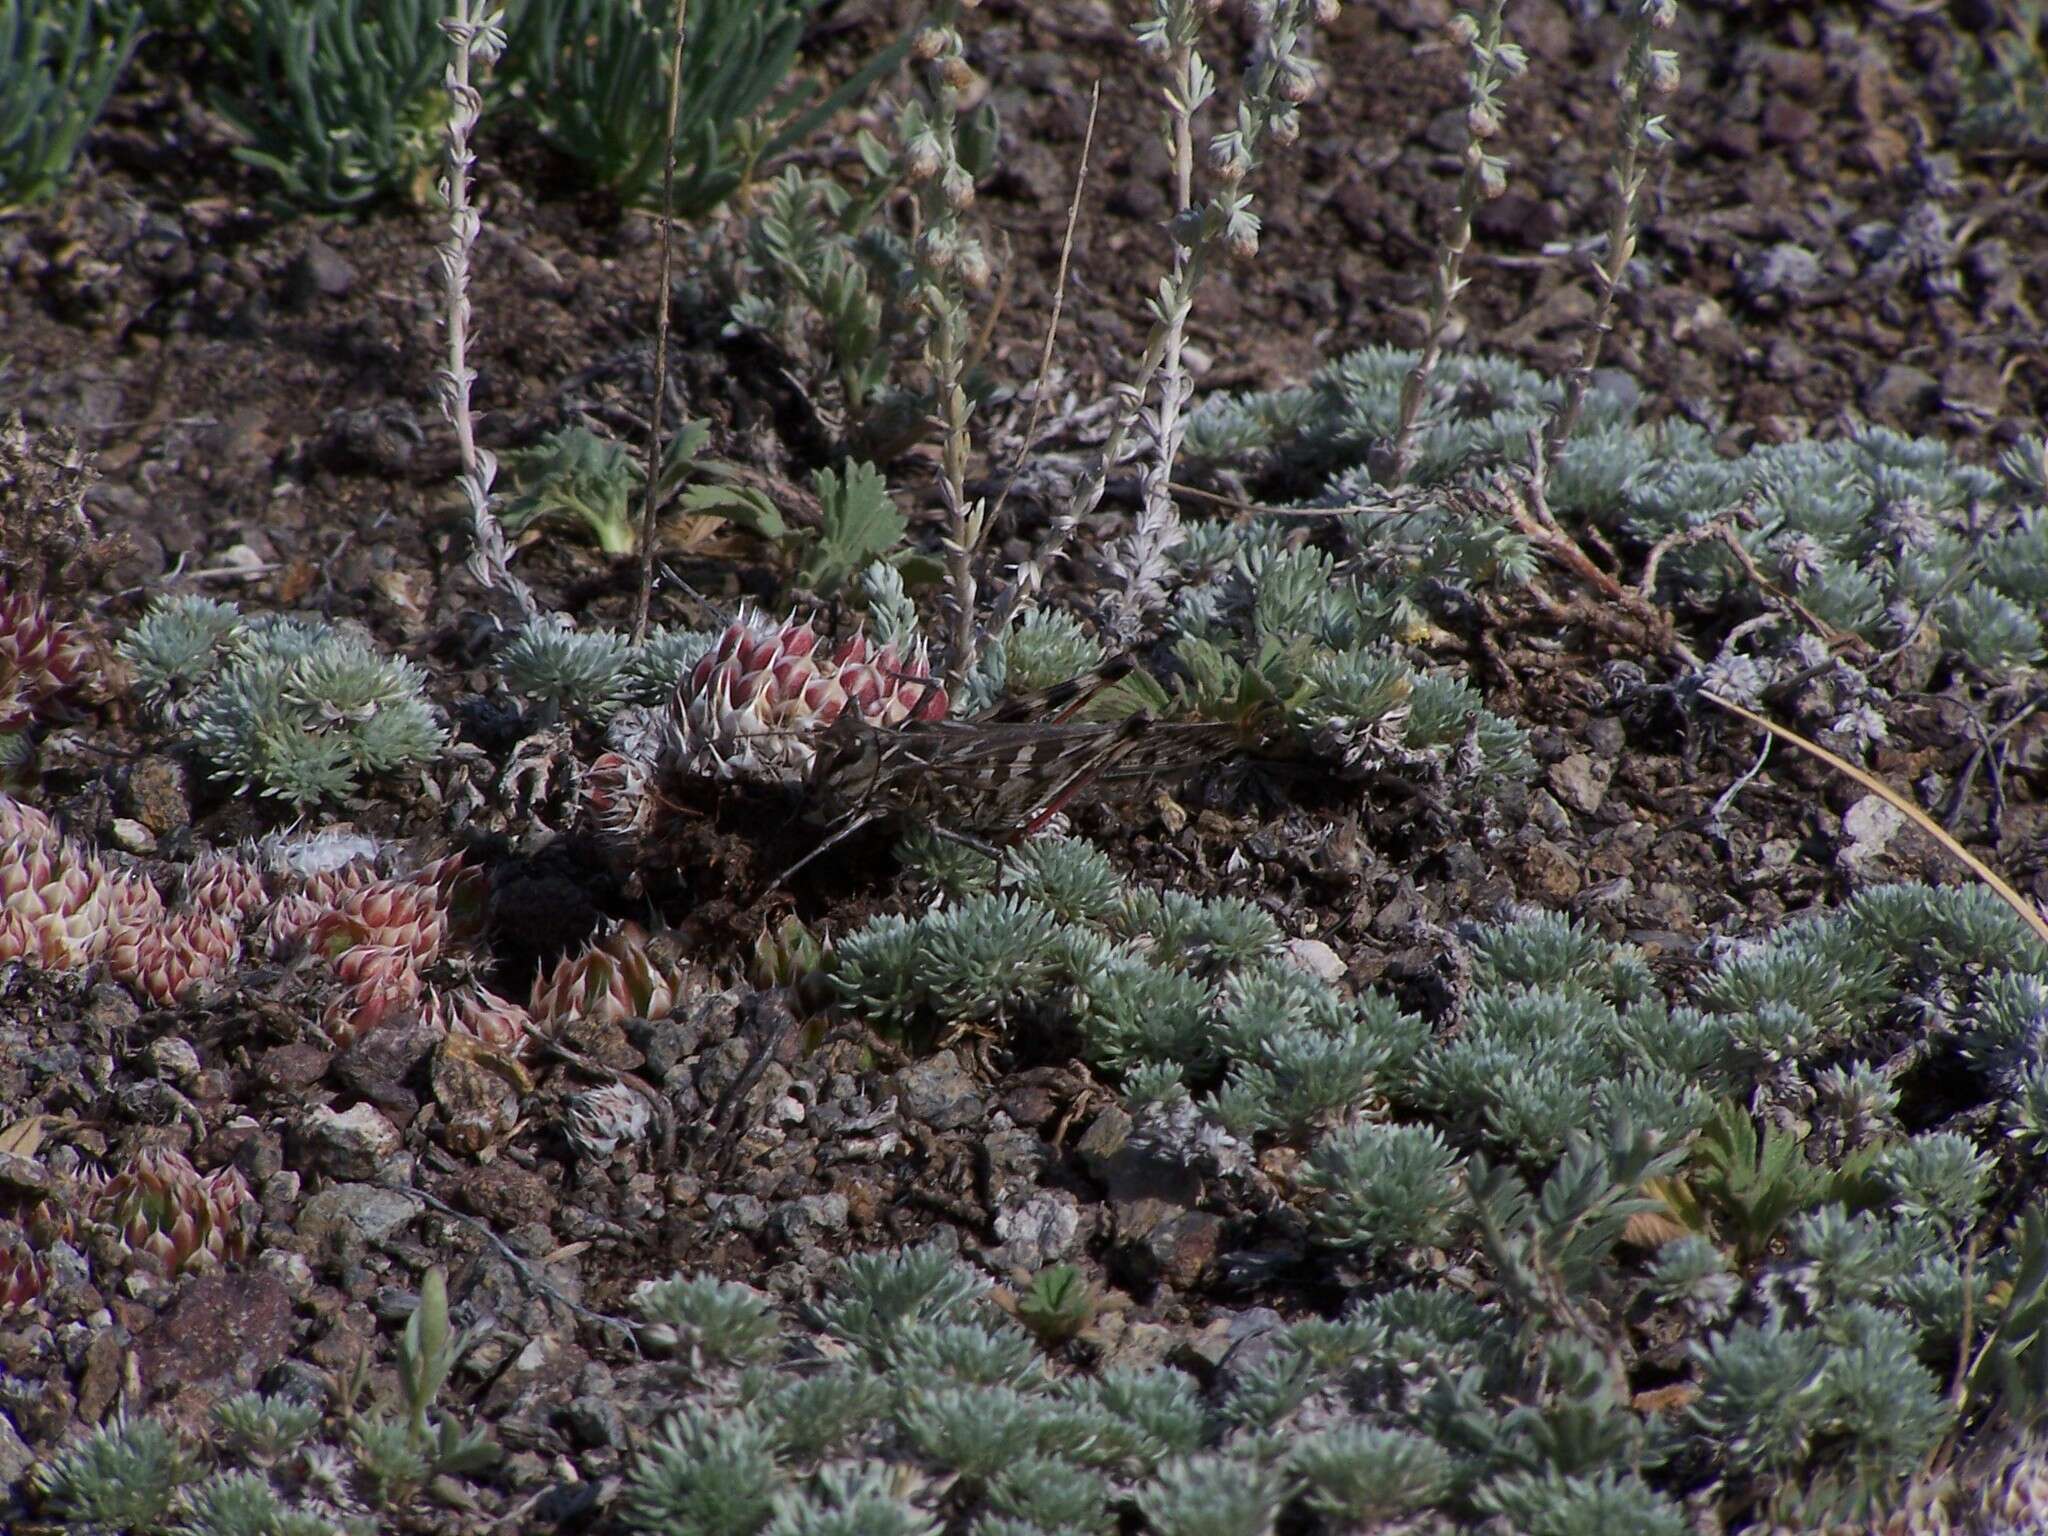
[664,611,948,783]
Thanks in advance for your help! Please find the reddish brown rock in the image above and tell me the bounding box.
[135,1273,293,1396]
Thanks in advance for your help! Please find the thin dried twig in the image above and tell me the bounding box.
[1704,729,1771,839]
[1163,479,1430,520]
[634,0,691,645]
[1503,435,1701,666]
[1701,692,2048,954]
[409,1188,641,1348]
[1949,1224,1986,1413]
[986,81,1100,542]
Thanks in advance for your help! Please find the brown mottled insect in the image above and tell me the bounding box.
[786,660,1235,875]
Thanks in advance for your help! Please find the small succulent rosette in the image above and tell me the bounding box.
[661,610,948,784]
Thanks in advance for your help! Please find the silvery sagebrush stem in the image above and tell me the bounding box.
[1386,0,1523,491]
[1096,0,1210,645]
[1543,0,1679,466]
[901,4,992,691]
[436,0,538,624]
[993,0,1331,638]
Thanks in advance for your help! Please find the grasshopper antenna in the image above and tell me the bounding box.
[765,809,884,892]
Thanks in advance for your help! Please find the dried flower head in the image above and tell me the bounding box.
[423,984,532,1055]
[584,750,654,841]
[0,794,62,853]
[412,851,488,941]
[323,942,425,1046]
[564,1081,652,1158]
[257,892,326,958]
[0,908,35,967]
[101,865,167,932]
[309,877,448,964]
[107,907,240,1008]
[105,901,237,1011]
[183,849,269,922]
[0,1230,45,1314]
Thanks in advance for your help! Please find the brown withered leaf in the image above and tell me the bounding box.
[1638,1177,1711,1245]
[0,1116,48,1158]
[431,1034,532,1155]
[1633,1383,1702,1416]
[1622,1208,1693,1249]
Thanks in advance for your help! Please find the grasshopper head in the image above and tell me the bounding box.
[806,712,885,811]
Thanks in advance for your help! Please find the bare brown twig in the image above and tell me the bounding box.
[1498,437,1701,667]
[1701,692,2048,954]
[986,81,1100,544]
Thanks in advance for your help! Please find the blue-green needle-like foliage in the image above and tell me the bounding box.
[121,598,444,808]
[209,0,450,209]
[1187,344,2048,684]
[820,854,2048,1529]
[0,0,142,209]
[29,1280,492,1532]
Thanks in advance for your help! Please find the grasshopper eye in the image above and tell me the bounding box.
[809,720,874,792]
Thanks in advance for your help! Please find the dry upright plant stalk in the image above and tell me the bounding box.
[1387,0,1523,488]
[438,0,537,625]
[1543,0,1679,464]
[636,0,692,643]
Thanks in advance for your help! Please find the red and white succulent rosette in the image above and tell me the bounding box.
[664,612,948,783]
